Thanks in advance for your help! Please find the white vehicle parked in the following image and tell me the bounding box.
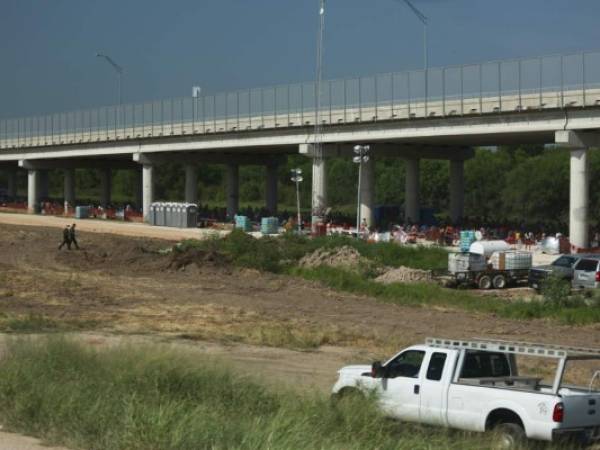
[332,337,600,448]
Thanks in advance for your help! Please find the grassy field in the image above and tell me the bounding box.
[0,337,521,450]
[177,231,600,326]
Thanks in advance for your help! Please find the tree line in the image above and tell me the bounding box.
[3,145,599,230]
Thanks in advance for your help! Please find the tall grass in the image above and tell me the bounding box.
[0,338,496,450]
[293,266,600,325]
[178,230,448,273]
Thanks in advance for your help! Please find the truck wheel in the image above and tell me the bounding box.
[492,423,526,450]
[478,275,492,290]
[492,274,507,289]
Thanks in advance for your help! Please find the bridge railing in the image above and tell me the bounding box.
[2,49,600,149]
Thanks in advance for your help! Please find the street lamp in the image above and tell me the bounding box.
[353,145,370,238]
[291,168,303,234]
[312,0,326,225]
[395,0,428,115]
[96,53,124,106]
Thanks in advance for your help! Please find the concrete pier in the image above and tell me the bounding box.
[63,168,75,206]
[226,164,239,219]
[360,156,375,228]
[570,148,589,249]
[27,170,39,213]
[100,168,111,207]
[184,164,198,204]
[142,164,154,222]
[265,164,278,214]
[449,160,465,225]
[405,158,420,224]
[311,157,327,216]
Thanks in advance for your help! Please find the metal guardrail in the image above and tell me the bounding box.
[2,49,600,150]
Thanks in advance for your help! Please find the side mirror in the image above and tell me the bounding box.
[371,361,384,378]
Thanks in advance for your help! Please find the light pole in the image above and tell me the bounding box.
[291,168,303,234]
[353,145,370,238]
[396,0,428,115]
[312,0,326,226]
[96,53,124,107]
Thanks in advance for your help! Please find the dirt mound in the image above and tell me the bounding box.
[299,246,365,271]
[55,240,167,273]
[167,248,230,271]
[375,266,433,284]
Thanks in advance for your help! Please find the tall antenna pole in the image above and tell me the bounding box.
[398,0,428,116]
[312,0,326,221]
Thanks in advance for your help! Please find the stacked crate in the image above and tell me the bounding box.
[234,215,252,232]
[260,217,279,235]
[459,230,476,252]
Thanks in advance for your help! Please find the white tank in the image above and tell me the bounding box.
[469,240,511,257]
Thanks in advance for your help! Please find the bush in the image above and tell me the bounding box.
[541,276,573,307]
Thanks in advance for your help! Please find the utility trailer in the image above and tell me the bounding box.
[447,251,531,289]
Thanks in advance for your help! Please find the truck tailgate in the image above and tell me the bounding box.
[562,393,600,428]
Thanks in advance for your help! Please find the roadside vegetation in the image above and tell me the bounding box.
[174,231,600,326]
[0,337,518,450]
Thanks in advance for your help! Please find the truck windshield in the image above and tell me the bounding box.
[460,351,511,378]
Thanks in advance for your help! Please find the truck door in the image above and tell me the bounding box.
[378,349,425,422]
[419,350,454,426]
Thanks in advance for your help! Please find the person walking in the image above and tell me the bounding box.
[69,223,79,250]
[58,225,71,250]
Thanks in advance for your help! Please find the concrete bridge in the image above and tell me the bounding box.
[1,49,600,249]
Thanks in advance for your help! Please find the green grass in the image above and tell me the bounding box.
[0,337,510,450]
[292,266,600,325]
[177,230,448,273]
[174,231,600,326]
[0,314,100,333]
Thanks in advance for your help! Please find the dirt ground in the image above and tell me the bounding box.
[2,216,600,449]
[1,220,600,389]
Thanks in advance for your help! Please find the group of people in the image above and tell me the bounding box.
[58,223,79,250]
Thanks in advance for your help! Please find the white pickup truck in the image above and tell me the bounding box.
[332,337,600,448]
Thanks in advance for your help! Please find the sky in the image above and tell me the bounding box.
[1,0,600,119]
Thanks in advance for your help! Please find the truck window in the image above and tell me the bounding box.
[426,352,447,381]
[575,259,600,272]
[460,351,511,378]
[385,350,425,379]
[553,256,576,268]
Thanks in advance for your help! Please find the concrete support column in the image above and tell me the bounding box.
[63,168,76,207]
[226,164,239,219]
[27,170,39,213]
[265,164,278,215]
[142,164,154,222]
[360,156,375,228]
[570,148,589,249]
[39,170,49,200]
[100,168,112,207]
[449,160,465,225]
[7,170,17,198]
[405,158,420,224]
[184,164,198,204]
[311,157,327,216]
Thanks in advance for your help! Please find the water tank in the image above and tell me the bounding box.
[469,240,511,257]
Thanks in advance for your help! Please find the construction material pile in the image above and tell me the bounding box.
[298,246,364,271]
[375,266,433,284]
